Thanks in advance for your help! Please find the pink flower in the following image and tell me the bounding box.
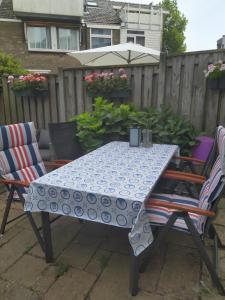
[119,68,125,74]
[120,74,127,80]
[7,75,14,83]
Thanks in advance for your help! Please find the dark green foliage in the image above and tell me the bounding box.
[0,51,26,87]
[73,98,198,155]
[161,0,187,54]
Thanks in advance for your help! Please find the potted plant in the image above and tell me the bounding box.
[84,68,130,102]
[204,61,225,89]
[8,73,48,97]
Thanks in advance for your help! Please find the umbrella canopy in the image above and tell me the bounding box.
[68,43,160,66]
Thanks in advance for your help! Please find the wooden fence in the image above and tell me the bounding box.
[1,49,225,135]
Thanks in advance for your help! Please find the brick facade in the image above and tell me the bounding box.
[0,21,81,73]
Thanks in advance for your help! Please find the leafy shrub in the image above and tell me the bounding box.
[0,52,27,87]
[73,98,198,155]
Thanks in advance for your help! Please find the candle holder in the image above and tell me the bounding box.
[142,129,153,147]
[129,127,141,147]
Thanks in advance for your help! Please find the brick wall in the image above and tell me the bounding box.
[0,21,81,73]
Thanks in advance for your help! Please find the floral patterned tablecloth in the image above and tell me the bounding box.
[24,141,179,256]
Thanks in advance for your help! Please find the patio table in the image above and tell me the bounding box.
[24,141,179,260]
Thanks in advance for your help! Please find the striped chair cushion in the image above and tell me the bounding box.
[145,193,203,233]
[217,126,225,174]
[0,122,46,193]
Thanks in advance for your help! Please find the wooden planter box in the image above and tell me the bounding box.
[208,77,225,90]
[208,78,218,90]
[88,90,130,102]
[13,89,48,97]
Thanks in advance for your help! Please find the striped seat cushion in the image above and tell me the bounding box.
[146,193,202,233]
[217,126,225,174]
[0,122,46,193]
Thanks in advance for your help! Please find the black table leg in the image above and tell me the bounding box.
[41,212,53,263]
[129,249,139,296]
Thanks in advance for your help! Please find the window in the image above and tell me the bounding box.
[57,28,79,50]
[27,25,79,52]
[90,28,112,48]
[27,26,51,49]
[127,30,145,46]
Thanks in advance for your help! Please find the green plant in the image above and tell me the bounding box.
[98,255,110,271]
[72,97,137,152]
[0,51,27,87]
[73,99,199,155]
[84,68,129,96]
[55,262,70,278]
[9,73,47,92]
[204,61,225,79]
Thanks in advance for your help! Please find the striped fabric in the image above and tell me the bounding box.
[217,126,225,174]
[147,152,225,234]
[0,122,46,193]
[146,193,201,233]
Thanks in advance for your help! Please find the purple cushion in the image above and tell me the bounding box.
[191,136,214,161]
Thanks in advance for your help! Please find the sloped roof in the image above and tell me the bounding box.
[84,0,120,25]
[0,0,16,19]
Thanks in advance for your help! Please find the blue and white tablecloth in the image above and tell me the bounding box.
[24,141,179,256]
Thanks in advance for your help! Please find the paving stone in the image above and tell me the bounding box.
[2,255,47,288]
[0,229,37,273]
[30,217,83,258]
[85,248,112,276]
[4,283,40,300]
[0,225,24,247]
[213,209,225,227]
[157,243,200,299]
[32,265,57,295]
[165,230,196,249]
[80,221,110,239]
[44,267,96,300]
[57,235,102,269]
[90,253,133,300]
[101,227,130,254]
[0,203,26,231]
[213,224,225,247]
[139,244,167,293]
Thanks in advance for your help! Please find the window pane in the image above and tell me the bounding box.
[57,28,79,50]
[127,30,144,35]
[91,28,111,35]
[136,36,145,46]
[91,37,111,48]
[28,26,51,49]
[127,37,134,43]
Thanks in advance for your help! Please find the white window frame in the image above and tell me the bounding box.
[90,28,112,49]
[127,30,145,46]
[25,24,80,53]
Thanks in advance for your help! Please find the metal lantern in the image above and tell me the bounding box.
[129,127,141,147]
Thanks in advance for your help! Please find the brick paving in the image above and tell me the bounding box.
[0,191,224,300]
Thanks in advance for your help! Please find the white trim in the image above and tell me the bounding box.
[86,23,120,30]
[0,18,22,22]
[27,69,51,74]
[90,28,112,49]
[26,24,80,52]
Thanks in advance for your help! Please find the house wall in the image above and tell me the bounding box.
[12,0,83,17]
[0,20,81,73]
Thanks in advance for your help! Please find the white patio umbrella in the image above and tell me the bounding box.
[68,43,160,66]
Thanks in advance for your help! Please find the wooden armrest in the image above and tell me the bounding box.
[146,199,215,217]
[162,171,205,184]
[174,156,205,164]
[0,179,29,188]
[45,162,66,169]
[53,160,73,164]
[164,170,206,181]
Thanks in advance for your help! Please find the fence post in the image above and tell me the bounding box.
[2,77,11,124]
[58,68,66,122]
[157,52,167,109]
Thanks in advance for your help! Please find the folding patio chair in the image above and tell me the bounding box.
[0,122,66,250]
[130,126,225,296]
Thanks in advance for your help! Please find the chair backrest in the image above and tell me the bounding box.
[197,126,225,233]
[48,121,83,160]
[0,122,46,192]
